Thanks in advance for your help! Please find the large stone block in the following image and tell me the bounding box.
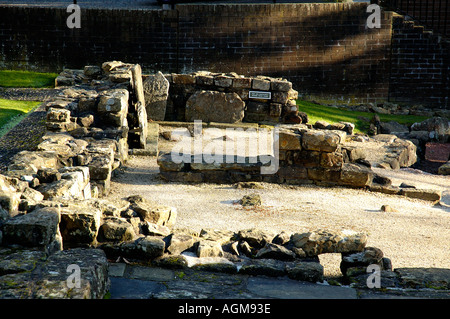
[339,163,373,187]
[127,195,177,228]
[2,207,60,248]
[97,89,129,113]
[143,71,169,121]
[291,229,367,256]
[59,205,102,246]
[185,90,245,123]
[302,130,340,152]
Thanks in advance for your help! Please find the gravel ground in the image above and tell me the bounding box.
[108,155,450,278]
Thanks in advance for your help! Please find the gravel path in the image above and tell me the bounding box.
[108,155,450,278]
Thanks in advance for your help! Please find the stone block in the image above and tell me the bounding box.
[286,261,324,283]
[2,207,60,248]
[97,89,129,113]
[143,71,169,121]
[185,90,245,123]
[400,188,442,201]
[59,205,102,246]
[98,217,137,242]
[270,79,292,92]
[214,75,233,88]
[232,77,252,89]
[279,130,301,150]
[196,240,224,258]
[302,130,340,152]
[252,79,271,91]
[47,108,71,123]
[339,163,373,187]
[291,229,367,256]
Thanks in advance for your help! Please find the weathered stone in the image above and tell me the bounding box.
[97,89,129,113]
[37,169,89,201]
[279,130,301,150]
[340,247,384,277]
[252,78,271,91]
[271,79,292,92]
[130,236,166,260]
[166,233,195,255]
[196,240,224,258]
[214,75,233,88]
[314,120,331,130]
[339,163,373,187]
[0,249,47,276]
[255,243,296,261]
[83,65,102,77]
[395,268,450,290]
[199,228,234,245]
[47,107,71,123]
[185,90,245,123]
[143,222,171,237]
[320,152,344,168]
[438,161,450,175]
[237,228,277,249]
[143,71,169,121]
[240,194,261,206]
[380,121,409,134]
[98,217,137,242]
[172,73,196,85]
[127,195,177,228]
[400,188,442,201]
[302,130,340,152]
[239,259,286,277]
[286,261,324,283]
[291,229,367,256]
[272,231,291,246]
[59,204,101,246]
[232,77,252,89]
[0,248,109,299]
[411,117,449,142]
[2,207,60,248]
[0,191,20,220]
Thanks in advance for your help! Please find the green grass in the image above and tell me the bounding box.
[297,100,430,134]
[0,70,57,88]
[0,98,41,138]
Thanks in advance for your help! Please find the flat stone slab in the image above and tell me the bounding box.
[0,248,109,299]
[246,277,357,299]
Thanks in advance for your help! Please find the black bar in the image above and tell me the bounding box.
[446,0,449,36]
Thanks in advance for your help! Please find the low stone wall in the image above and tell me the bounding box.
[159,71,301,124]
[158,125,375,189]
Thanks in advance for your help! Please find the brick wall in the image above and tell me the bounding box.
[0,3,448,108]
[382,0,450,37]
[0,7,178,73]
[175,4,393,104]
[389,14,450,108]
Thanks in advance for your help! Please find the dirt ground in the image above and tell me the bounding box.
[107,153,450,278]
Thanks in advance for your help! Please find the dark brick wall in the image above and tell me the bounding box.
[389,15,450,108]
[0,7,178,73]
[0,3,447,108]
[382,0,450,37]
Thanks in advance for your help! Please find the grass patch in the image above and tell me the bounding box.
[0,70,57,88]
[0,98,41,138]
[297,100,430,134]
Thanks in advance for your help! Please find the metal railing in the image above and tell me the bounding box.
[380,0,449,37]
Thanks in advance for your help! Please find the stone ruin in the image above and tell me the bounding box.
[0,61,446,298]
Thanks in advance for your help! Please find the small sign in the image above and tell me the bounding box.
[249,91,271,100]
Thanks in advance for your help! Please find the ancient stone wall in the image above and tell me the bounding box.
[159,71,299,124]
